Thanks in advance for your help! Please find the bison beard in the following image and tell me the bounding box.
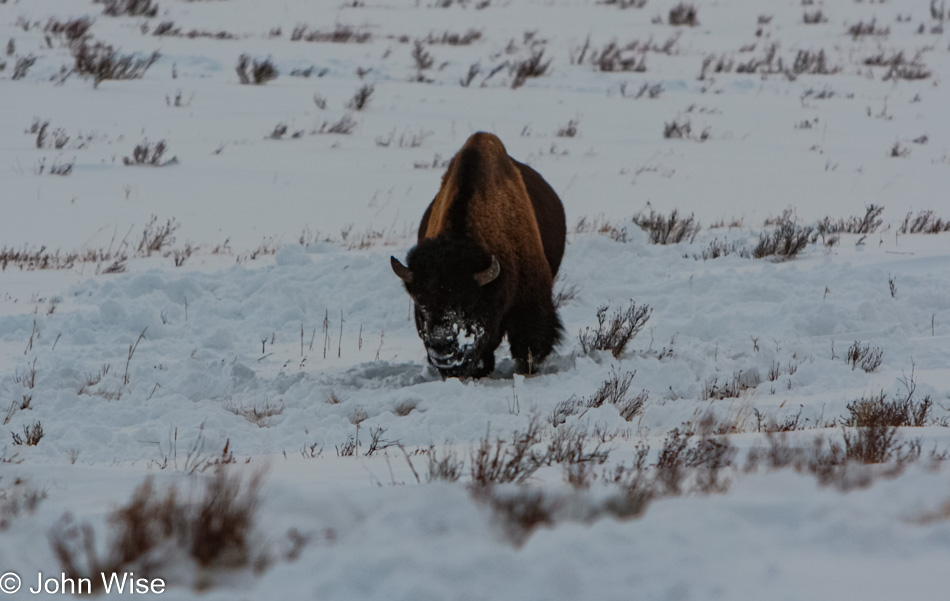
[392,132,566,379]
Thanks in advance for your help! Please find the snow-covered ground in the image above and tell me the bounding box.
[2,0,950,599]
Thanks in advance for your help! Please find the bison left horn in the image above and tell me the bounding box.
[391,256,413,283]
[474,255,501,286]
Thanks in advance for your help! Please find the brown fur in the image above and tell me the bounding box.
[420,132,564,282]
[396,132,566,377]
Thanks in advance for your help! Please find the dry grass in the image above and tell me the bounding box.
[753,215,812,260]
[900,210,950,234]
[227,400,284,427]
[72,40,160,88]
[845,341,884,373]
[236,54,278,85]
[669,3,698,26]
[50,468,265,591]
[11,421,44,446]
[290,23,371,44]
[578,302,652,358]
[1,478,47,531]
[633,209,701,244]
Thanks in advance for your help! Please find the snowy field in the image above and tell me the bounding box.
[2,0,950,599]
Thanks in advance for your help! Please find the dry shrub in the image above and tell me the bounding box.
[633,209,700,244]
[669,3,698,26]
[124,140,175,167]
[12,55,36,80]
[471,485,555,545]
[900,210,950,234]
[815,204,884,235]
[510,47,550,88]
[290,23,371,44]
[425,29,481,45]
[691,237,751,260]
[552,280,580,309]
[599,0,647,7]
[227,400,284,427]
[45,17,94,45]
[346,84,374,111]
[555,119,579,138]
[427,447,464,482]
[314,115,358,135]
[11,421,44,446]
[470,418,545,486]
[97,0,159,17]
[842,391,931,429]
[848,19,889,39]
[236,54,278,85]
[701,371,759,400]
[845,341,883,373]
[72,40,160,87]
[654,416,736,495]
[578,301,652,358]
[1,479,47,531]
[590,41,647,72]
[753,215,812,260]
[50,468,264,591]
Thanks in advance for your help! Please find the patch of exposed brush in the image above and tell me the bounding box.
[11,421,44,446]
[848,19,889,39]
[845,341,883,373]
[423,29,481,45]
[227,400,284,427]
[598,0,647,7]
[583,368,649,422]
[71,40,160,87]
[701,370,760,400]
[510,47,551,89]
[753,212,812,260]
[463,411,944,544]
[1,478,47,531]
[690,238,752,260]
[864,51,931,81]
[314,114,358,135]
[578,301,652,358]
[841,392,931,429]
[900,210,950,234]
[291,23,371,44]
[699,44,840,80]
[633,209,700,244]
[571,35,678,72]
[45,17,94,46]
[669,3,698,26]
[123,140,176,167]
[815,204,884,236]
[1,214,186,272]
[96,0,159,17]
[151,21,236,39]
[236,54,278,85]
[49,468,278,591]
[663,118,709,141]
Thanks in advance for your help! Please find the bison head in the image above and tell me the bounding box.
[391,237,501,377]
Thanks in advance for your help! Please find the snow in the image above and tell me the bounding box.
[2,0,950,598]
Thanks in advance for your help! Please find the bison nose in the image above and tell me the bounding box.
[428,335,457,356]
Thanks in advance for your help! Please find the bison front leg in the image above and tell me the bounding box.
[505,297,562,375]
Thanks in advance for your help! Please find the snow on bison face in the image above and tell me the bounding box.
[391,240,501,378]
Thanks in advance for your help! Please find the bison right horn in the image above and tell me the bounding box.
[474,255,501,286]
[390,256,413,283]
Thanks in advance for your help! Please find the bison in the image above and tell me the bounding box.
[391,132,566,378]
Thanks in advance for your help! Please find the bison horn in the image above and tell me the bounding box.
[474,255,501,286]
[391,256,413,283]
